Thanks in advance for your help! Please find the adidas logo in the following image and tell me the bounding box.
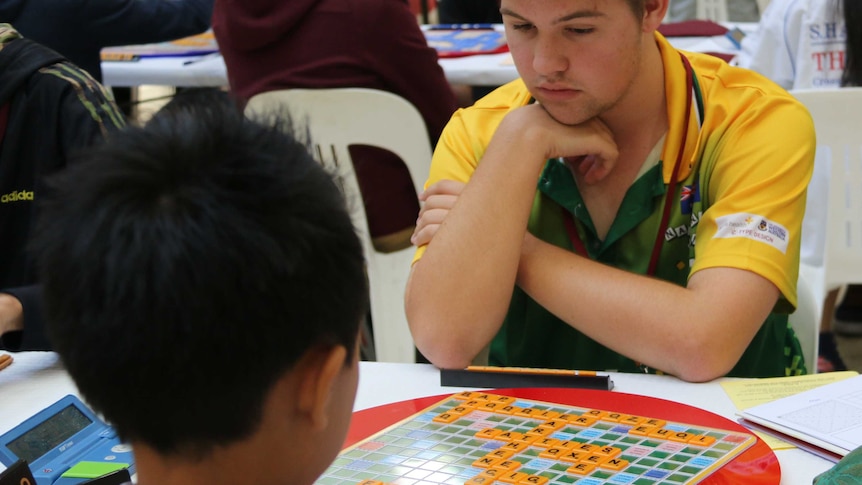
[0,190,34,203]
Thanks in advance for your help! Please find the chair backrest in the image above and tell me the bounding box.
[792,88,862,293]
[755,0,770,15]
[790,87,862,370]
[696,0,729,21]
[245,88,432,363]
[789,271,820,371]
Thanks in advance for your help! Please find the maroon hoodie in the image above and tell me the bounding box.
[213,0,458,242]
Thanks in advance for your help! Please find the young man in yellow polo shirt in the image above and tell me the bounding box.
[406,0,815,381]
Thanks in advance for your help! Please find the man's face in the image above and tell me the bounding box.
[502,0,647,126]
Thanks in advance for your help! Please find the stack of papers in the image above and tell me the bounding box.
[738,374,862,462]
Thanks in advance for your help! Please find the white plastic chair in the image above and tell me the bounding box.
[789,271,819,371]
[755,0,770,14]
[791,87,862,370]
[696,0,729,21]
[245,88,432,363]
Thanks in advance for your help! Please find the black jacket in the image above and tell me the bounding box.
[0,25,126,350]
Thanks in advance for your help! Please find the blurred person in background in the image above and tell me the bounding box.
[0,24,126,352]
[0,0,214,83]
[437,0,501,24]
[213,0,459,254]
[0,0,214,119]
[737,0,860,89]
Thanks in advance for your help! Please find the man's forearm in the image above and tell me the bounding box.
[517,235,779,381]
[406,128,549,368]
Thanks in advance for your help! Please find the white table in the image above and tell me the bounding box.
[0,352,833,483]
[100,51,523,88]
[102,54,228,88]
[101,23,757,89]
[100,52,520,89]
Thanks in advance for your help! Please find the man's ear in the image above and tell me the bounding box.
[296,345,348,430]
[642,0,669,31]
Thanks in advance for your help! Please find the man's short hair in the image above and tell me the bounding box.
[32,98,368,456]
[626,0,646,18]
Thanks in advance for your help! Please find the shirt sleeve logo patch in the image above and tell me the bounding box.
[714,213,789,254]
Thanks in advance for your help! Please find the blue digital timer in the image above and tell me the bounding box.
[0,395,134,485]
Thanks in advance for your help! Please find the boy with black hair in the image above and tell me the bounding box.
[31,100,368,485]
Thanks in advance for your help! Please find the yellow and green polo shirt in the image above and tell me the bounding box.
[416,33,815,377]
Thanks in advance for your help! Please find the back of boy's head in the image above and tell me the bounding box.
[32,98,368,456]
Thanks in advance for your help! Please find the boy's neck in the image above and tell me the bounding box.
[133,446,270,485]
[131,426,317,485]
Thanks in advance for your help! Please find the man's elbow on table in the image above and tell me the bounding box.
[405,304,482,370]
[672,356,738,383]
[659,329,752,383]
[417,341,477,370]
[405,275,490,370]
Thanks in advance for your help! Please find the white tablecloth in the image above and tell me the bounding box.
[0,352,835,483]
[101,23,757,89]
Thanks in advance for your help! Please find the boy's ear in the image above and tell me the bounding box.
[643,0,669,31]
[296,345,348,430]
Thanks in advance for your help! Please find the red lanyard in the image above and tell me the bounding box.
[563,53,695,277]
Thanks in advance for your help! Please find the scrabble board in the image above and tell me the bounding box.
[317,390,768,485]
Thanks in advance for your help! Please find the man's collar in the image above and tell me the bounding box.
[655,32,702,184]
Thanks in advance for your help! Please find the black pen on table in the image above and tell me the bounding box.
[440,365,614,390]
